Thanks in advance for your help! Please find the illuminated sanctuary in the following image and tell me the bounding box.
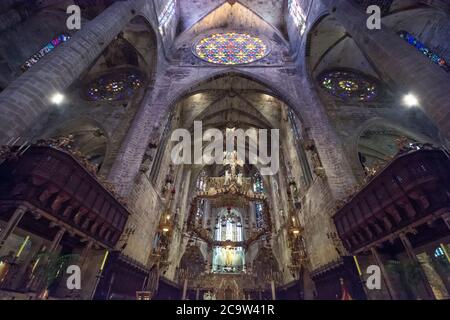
[0,0,449,301]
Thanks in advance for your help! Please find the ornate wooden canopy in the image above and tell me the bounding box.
[333,148,450,254]
[0,146,130,248]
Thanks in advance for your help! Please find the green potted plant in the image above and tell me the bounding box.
[34,253,79,299]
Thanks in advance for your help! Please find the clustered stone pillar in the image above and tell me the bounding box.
[0,0,147,143]
[294,74,359,200]
[182,276,188,300]
[399,233,435,299]
[326,0,450,141]
[48,228,66,254]
[79,241,94,270]
[34,226,66,298]
[108,70,172,195]
[271,278,276,300]
[370,247,398,300]
[0,204,28,252]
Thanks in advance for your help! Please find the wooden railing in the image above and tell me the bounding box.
[333,149,450,253]
[0,146,129,247]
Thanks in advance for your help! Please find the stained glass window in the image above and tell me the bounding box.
[253,173,264,193]
[194,32,268,65]
[86,70,144,101]
[434,247,445,258]
[21,34,70,72]
[196,199,205,222]
[197,170,207,191]
[158,0,176,35]
[318,70,379,102]
[288,0,307,35]
[398,31,449,72]
[213,210,245,273]
[255,202,264,228]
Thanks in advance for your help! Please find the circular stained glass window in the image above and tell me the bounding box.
[194,32,269,65]
[318,70,379,102]
[86,69,144,101]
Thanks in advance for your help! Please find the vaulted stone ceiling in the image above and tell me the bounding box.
[178,0,286,37]
[307,16,380,79]
[177,75,283,130]
[308,3,449,81]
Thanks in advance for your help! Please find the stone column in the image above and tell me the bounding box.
[0,204,28,252]
[172,165,185,212]
[277,169,290,224]
[195,288,200,300]
[34,227,66,298]
[325,0,450,141]
[370,247,398,300]
[269,176,280,230]
[180,169,192,226]
[79,241,94,270]
[108,69,171,195]
[399,233,435,299]
[182,277,188,300]
[0,0,147,143]
[48,228,66,254]
[271,279,276,300]
[294,74,359,200]
[249,200,256,228]
[203,200,210,229]
[75,241,97,299]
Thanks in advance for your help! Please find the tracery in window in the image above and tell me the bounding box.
[194,32,268,65]
[318,70,379,102]
[398,31,449,72]
[212,209,245,273]
[21,34,70,72]
[86,69,144,101]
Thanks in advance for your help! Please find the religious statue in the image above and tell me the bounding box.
[224,150,244,180]
[237,173,243,186]
[225,170,231,185]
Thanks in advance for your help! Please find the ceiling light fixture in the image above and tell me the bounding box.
[403,93,419,107]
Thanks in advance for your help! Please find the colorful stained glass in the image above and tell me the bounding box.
[21,34,70,72]
[253,173,264,193]
[318,70,378,102]
[255,202,264,228]
[399,31,449,72]
[194,33,268,65]
[86,70,144,101]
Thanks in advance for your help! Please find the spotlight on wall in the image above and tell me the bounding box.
[50,92,65,105]
[403,93,419,107]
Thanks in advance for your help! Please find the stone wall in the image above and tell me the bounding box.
[0,0,161,143]
[120,172,164,266]
[299,178,340,270]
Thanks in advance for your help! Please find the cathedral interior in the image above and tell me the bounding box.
[0,0,449,301]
